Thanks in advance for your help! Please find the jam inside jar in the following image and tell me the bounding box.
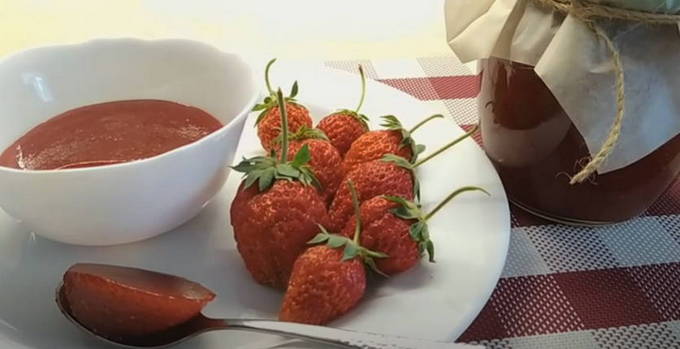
[479,57,680,225]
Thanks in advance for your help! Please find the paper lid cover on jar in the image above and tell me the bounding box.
[445,0,680,180]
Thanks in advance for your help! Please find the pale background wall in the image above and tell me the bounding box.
[0,0,453,59]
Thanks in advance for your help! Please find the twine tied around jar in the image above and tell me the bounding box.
[531,0,680,184]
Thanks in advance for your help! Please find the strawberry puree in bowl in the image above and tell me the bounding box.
[0,38,259,246]
[0,100,224,170]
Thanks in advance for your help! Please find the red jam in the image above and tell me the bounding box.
[479,58,680,224]
[0,100,222,170]
[62,263,215,340]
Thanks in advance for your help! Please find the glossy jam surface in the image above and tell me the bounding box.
[479,58,680,224]
[0,100,222,170]
[62,263,215,340]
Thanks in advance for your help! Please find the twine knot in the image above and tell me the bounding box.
[531,0,680,184]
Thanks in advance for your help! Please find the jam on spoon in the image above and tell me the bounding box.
[61,263,215,342]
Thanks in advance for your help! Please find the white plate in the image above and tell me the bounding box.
[0,62,509,349]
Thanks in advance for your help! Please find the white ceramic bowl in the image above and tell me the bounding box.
[0,39,259,246]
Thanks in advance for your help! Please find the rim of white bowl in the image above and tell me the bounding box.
[0,38,261,175]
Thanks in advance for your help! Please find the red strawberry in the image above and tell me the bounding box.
[317,113,368,156]
[328,160,414,232]
[230,181,329,288]
[317,65,370,155]
[341,129,411,174]
[342,114,442,174]
[341,186,487,275]
[279,245,365,325]
[231,89,329,289]
[253,59,312,152]
[275,126,343,204]
[340,197,416,275]
[280,182,386,325]
[62,263,215,341]
[330,124,481,232]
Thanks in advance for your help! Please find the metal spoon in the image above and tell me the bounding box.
[56,285,479,349]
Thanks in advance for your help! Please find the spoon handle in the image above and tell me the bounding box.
[226,319,481,349]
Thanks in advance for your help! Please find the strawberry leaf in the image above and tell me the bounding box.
[291,144,311,167]
[385,195,422,220]
[380,115,403,130]
[409,221,427,241]
[365,250,389,259]
[364,257,388,277]
[425,240,435,262]
[244,171,260,189]
[398,129,412,149]
[327,235,347,248]
[258,167,276,192]
[275,164,300,178]
[231,157,255,173]
[380,154,413,169]
[307,231,330,245]
[290,81,299,98]
[414,178,421,201]
[308,225,355,248]
[397,130,422,163]
[342,243,358,261]
[255,109,270,125]
[251,103,268,112]
[410,222,435,261]
[299,167,321,188]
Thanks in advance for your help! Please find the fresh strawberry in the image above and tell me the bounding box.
[341,129,411,174]
[230,181,329,288]
[62,263,215,341]
[342,114,442,174]
[328,160,414,232]
[279,245,364,325]
[231,89,329,289]
[252,59,312,152]
[280,182,386,325]
[330,125,481,231]
[340,197,416,275]
[341,186,488,275]
[317,65,370,155]
[275,126,343,204]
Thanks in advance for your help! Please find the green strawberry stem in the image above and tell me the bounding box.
[408,114,444,134]
[264,58,276,96]
[354,65,366,115]
[413,124,479,168]
[424,186,489,221]
[277,88,289,163]
[348,180,362,245]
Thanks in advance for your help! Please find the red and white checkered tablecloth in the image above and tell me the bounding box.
[324,57,680,349]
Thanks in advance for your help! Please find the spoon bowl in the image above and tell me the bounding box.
[55,284,479,349]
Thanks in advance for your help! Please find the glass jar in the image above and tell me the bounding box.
[479,57,680,225]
